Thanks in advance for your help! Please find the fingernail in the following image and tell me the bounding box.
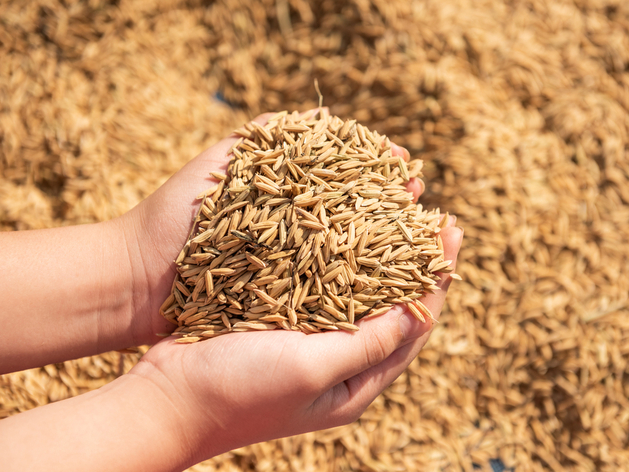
[390,143,410,161]
[417,178,425,195]
[455,226,464,245]
[398,309,431,341]
[448,215,457,227]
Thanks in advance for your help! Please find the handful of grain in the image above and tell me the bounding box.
[160,110,453,343]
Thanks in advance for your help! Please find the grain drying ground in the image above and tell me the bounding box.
[1,0,629,471]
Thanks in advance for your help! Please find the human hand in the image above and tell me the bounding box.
[116,109,427,346]
[128,217,462,468]
[0,108,461,472]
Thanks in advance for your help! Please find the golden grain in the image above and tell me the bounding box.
[4,2,627,470]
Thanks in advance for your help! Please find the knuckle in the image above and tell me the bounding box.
[342,407,363,426]
[332,404,365,428]
[363,330,395,368]
[253,112,275,123]
[291,356,322,393]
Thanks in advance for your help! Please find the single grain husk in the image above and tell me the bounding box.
[161,110,453,342]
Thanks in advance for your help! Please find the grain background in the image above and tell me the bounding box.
[1,0,628,471]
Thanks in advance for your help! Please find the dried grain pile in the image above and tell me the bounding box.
[165,111,447,341]
[2,0,629,471]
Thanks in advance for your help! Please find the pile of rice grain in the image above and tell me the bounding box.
[161,110,454,342]
[5,1,629,469]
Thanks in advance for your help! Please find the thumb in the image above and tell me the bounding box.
[295,305,433,395]
[293,305,432,430]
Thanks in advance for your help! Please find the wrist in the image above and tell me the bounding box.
[0,368,195,472]
[110,208,177,347]
[0,220,140,373]
[107,372,196,471]
[92,217,145,349]
[128,352,219,468]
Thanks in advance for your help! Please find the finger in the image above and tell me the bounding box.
[251,112,276,125]
[421,223,463,321]
[438,212,456,229]
[307,330,422,429]
[297,304,432,394]
[390,143,423,201]
[390,142,411,162]
[406,177,425,203]
[225,111,276,139]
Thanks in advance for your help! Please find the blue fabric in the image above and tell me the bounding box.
[489,458,510,472]
[213,91,238,108]
[472,458,511,472]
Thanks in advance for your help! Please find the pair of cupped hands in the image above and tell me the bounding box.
[130,109,462,466]
[1,109,462,471]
